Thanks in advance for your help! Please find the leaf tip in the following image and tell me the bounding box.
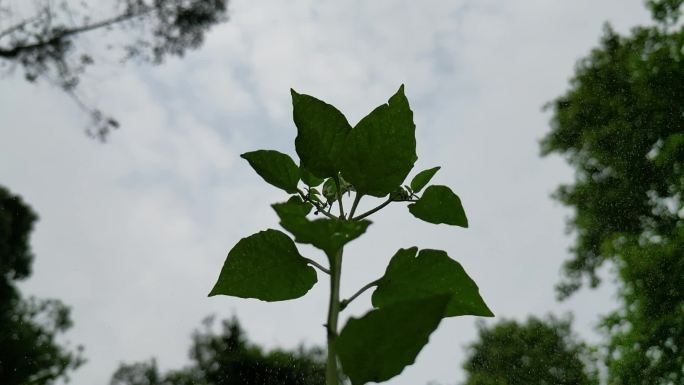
[207,286,220,297]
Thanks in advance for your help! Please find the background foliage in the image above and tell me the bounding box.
[0,185,83,385]
[462,316,597,385]
[110,316,326,385]
[540,0,684,383]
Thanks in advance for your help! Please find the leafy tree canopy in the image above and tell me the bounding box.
[110,316,326,385]
[0,0,228,139]
[461,316,597,385]
[542,21,684,297]
[0,185,36,299]
[542,1,684,383]
[0,185,83,385]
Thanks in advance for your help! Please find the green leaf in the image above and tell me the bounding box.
[408,185,468,227]
[322,178,338,204]
[241,150,300,194]
[410,166,441,193]
[274,195,313,217]
[209,229,317,301]
[300,166,324,187]
[337,295,450,385]
[272,198,371,257]
[340,85,417,197]
[291,90,352,179]
[372,248,493,317]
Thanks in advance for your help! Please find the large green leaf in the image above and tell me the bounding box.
[372,248,493,317]
[208,229,317,301]
[340,85,417,197]
[410,166,441,193]
[408,185,468,227]
[291,90,352,179]
[241,150,300,194]
[337,295,450,385]
[300,166,324,187]
[272,198,370,257]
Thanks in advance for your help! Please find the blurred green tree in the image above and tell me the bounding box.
[0,185,83,385]
[461,316,597,385]
[110,316,326,385]
[542,0,684,383]
[0,0,228,139]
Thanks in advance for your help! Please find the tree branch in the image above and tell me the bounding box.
[0,7,152,58]
[0,17,34,40]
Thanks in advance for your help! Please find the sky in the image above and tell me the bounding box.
[0,1,652,384]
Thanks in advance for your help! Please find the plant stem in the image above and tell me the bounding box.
[348,193,363,219]
[352,197,393,221]
[297,189,337,219]
[326,248,343,385]
[326,175,348,385]
[340,278,381,311]
[304,258,330,275]
[333,176,345,219]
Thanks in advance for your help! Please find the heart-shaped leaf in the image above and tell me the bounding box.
[209,229,317,301]
[408,185,468,227]
[292,90,352,179]
[337,295,451,385]
[410,166,441,193]
[272,198,370,257]
[372,247,493,317]
[340,85,417,197]
[241,150,300,194]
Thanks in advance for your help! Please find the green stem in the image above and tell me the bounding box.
[333,176,345,219]
[326,174,347,385]
[326,248,343,385]
[348,193,363,219]
[352,197,392,221]
[304,257,330,275]
[340,278,381,311]
[297,188,337,219]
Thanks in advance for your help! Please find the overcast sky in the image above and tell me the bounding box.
[0,1,652,384]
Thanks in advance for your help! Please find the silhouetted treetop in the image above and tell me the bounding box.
[542,1,684,383]
[0,185,83,385]
[647,0,684,22]
[462,316,597,385]
[110,316,327,385]
[0,0,228,139]
[541,22,684,298]
[0,185,37,287]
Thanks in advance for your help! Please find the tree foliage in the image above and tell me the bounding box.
[462,316,597,385]
[542,1,684,383]
[110,316,326,385]
[0,185,36,300]
[0,185,83,385]
[0,0,228,139]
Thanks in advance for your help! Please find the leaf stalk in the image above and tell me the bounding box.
[340,278,381,311]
